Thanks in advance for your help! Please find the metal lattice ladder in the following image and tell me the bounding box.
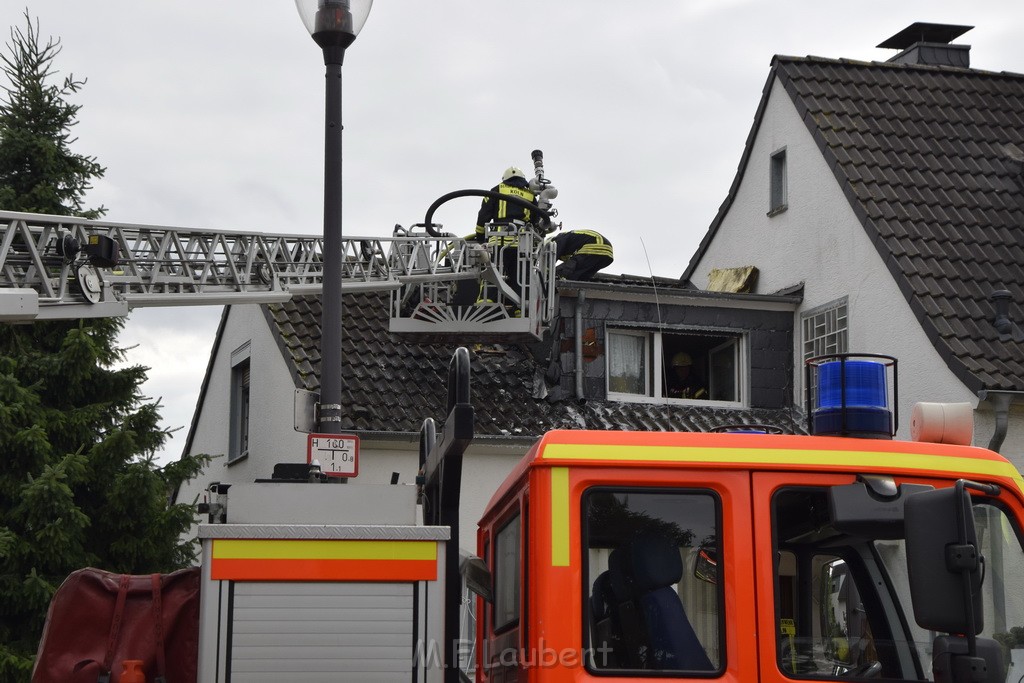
[0,210,556,341]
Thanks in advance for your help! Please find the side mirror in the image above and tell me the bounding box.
[904,484,983,634]
[693,546,718,584]
[933,636,1004,683]
[905,480,1004,683]
[461,555,493,603]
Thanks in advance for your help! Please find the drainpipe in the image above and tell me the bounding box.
[575,291,586,404]
[977,390,1023,453]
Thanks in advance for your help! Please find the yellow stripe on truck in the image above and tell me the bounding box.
[212,539,437,561]
[550,467,570,567]
[540,443,1024,487]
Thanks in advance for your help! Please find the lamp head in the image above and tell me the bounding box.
[295,0,373,62]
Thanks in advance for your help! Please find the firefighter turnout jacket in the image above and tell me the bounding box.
[474,176,536,246]
[552,229,614,261]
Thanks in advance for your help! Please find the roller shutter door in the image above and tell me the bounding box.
[229,581,415,682]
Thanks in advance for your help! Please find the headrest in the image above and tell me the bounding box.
[629,534,683,591]
[605,549,633,601]
[590,572,611,618]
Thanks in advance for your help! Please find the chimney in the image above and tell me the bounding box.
[877,22,973,67]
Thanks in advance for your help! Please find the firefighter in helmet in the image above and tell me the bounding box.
[473,166,536,242]
[666,351,708,400]
[472,166,537,303]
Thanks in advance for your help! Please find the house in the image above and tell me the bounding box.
[174,276,805,551]
[683,23,1024,468]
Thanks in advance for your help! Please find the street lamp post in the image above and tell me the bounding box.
[295,0,373,434]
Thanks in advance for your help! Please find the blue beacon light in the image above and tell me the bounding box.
[808,355,896,439]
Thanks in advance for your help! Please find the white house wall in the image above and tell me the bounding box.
[177,304,306,508]
[689,78,980,446]
[177,304,527,553]
[355,440,530,552]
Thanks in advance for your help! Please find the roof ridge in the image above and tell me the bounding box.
[771,53,1024,80]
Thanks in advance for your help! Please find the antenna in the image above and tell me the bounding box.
[639,236,668,392]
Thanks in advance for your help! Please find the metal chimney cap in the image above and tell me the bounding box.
[877,22,974,50]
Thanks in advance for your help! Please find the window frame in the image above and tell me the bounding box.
[801,298,849,399]
[768,484,905,681]
[605,325,746,408]
[229,341,251,464]
[708,338,740,402]
[492,512,522,634]
[581,485,726,677]
[769,147,788,216]
[606,328,652,398]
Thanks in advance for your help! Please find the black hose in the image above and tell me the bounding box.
[423,189,552,237]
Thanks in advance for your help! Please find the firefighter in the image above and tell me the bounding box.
[472,166,537,304]
[551,229,614,281]
[666,351,708,400]
[473,166,536,243]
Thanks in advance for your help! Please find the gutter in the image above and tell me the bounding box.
[350,430,539,448]
[977,390,1024,453]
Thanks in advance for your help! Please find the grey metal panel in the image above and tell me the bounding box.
[199,523,450,540]
[232,621,413,636]
[225,483,416,525]
[225,675,410,682]
[235,594,412,609]
[235,607,413,623]
[230,582,415,683]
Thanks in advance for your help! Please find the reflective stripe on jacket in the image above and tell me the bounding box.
[552,229,614,260]
[475,179,535,242]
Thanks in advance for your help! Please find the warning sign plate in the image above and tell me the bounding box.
[307,433,359,477]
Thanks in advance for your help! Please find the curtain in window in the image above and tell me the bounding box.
[608,333,645,394]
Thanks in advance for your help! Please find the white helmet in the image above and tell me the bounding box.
[502,166,526,182]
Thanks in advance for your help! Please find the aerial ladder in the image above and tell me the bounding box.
[0,151,561,343]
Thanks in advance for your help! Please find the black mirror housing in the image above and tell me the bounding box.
[905,486,984,634]
[461,555,494,603]
[829,479,933,539]
[933,636,1004,683]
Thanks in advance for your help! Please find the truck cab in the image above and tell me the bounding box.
[473,430,1024,683]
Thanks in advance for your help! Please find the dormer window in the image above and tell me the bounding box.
[607,328,744,406]
[769,148,787,216]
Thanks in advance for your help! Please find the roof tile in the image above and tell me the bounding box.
[775,57,1024,391]
[263,293,806,438]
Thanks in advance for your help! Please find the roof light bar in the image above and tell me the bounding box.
[806,353,898,439]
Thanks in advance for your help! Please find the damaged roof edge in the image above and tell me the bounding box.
[559,277,803,308]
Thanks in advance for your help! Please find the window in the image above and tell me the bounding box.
[229,342,251,463]
[771,486,1024,681]
[802,299,848,400]
[770,148,788,215]
[606,328,743,405]
[493,514,521,631]
[608,330,648,395]
[802,299,848,362]
[584,488,722,673]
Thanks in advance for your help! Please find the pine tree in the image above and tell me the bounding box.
[0,12,104,217]
[0,14,208,681]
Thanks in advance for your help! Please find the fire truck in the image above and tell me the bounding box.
[5,163,1024,683]
[186,350,1024,683]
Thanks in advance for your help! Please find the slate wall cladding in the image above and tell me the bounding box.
[558,296,794,408]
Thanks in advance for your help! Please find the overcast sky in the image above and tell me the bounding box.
[4,1,1020,464]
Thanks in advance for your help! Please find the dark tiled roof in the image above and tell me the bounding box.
[263,292,806,437]
[687,55,1024,393]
